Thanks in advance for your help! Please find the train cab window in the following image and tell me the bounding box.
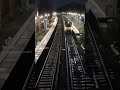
[65,21,72,27]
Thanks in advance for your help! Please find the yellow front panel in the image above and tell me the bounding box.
[66,27,71,31]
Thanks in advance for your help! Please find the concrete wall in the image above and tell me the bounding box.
[86,0,105,17]
[0,0,34,27]
[0,0,17,26]
[0,0,1,29]
[86,0,119,42]
[9,0,17,19]
[86,0,118,18]
[94,0,118,17]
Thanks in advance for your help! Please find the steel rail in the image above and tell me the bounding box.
[86,20,113,90]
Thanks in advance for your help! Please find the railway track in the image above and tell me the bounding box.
[26,16,118,90]
[35,22,61,90]
[65,20,115,89]
[85,21,114,90]
[86,13,120,90]
[65,33,97,90]
[66,33,85,90]
[26,18,62,90]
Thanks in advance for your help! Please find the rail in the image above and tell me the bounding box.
[86,20,113,90]
[35,20,61,89]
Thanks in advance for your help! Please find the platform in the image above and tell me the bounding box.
[35,17,58,63]
[0,10,35,89]
[72,25,80,34]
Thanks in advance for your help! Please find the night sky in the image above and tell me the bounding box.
[37,0,85,10]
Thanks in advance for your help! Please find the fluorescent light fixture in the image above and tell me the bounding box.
[45,14,47,17]
[37,11,39,17]
[53,12,57,16]
[81,14,85,17]
[40,15,43,19]
[35,16,37,20]
[47,14,50,16]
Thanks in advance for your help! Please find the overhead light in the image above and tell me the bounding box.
[35,16,37,20]
[37,11,39,17]
[53,12,57,16]
[81,14,85,17]
[45,14,47,17]
[48,14,50,16]
[40,15,43,19]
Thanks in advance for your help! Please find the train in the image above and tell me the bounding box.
[65,20,72,32]
[63,16,72,32]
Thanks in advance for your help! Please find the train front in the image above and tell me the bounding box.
[65,20,72,33]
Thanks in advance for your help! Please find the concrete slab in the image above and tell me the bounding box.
[6,51,21,58]
[0,62,14,68]
[21,35,32,39]
[72,25,80,34]
[3,58,18,63]
[0,68,10,73]
[0,10,36,89]
[0,73,9,81]
[0,10,36,64]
